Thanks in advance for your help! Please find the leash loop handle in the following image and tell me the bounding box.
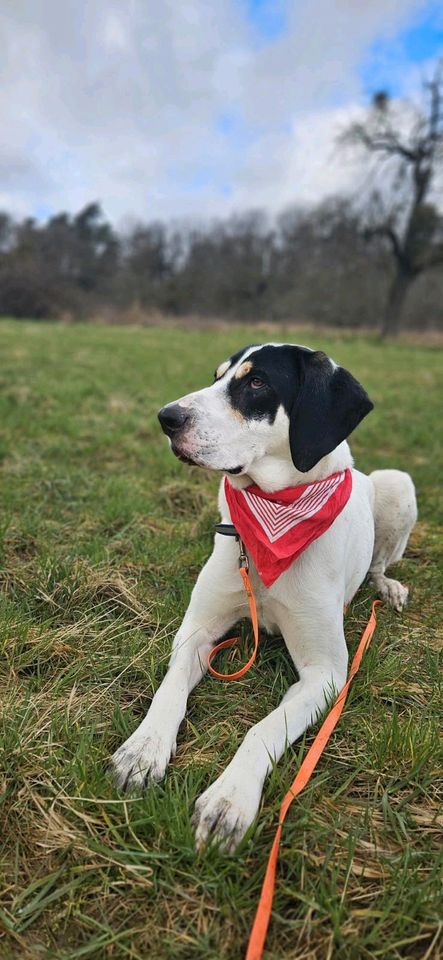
[207,566,259,681]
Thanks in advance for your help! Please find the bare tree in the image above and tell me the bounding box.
[341,61,443,336]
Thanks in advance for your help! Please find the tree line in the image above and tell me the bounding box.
[0,196,441,332]
[1,67,442,335]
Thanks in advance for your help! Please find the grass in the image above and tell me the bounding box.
[0,318,442,960]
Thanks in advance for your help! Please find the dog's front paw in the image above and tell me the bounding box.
[110,728,174,791]
[192,766,261,853]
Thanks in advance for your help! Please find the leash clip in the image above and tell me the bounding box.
[238,538,249,571]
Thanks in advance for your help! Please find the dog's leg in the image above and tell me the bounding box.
[193,604,348,852]
[369,469,417,612]
[111,544,246,791]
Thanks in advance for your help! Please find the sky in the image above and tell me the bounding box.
[0,0,442,225]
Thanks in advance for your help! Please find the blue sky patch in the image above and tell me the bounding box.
[240,0,287,42]
[401,5,443,62]
[216,111,239,136]
[32,203,53,221]
[360,4,443,98]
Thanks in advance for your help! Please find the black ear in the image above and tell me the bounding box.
[289,351,373,472]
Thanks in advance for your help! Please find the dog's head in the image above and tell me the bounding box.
[158,343,373,475]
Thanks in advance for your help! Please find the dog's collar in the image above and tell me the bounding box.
[214,522,238,537]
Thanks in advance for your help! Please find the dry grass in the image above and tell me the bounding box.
[58,306,443,347]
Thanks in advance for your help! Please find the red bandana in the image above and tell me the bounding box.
[224,468,352,587]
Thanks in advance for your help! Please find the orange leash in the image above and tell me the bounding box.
[245,598,381,960]
[207,536,381,959]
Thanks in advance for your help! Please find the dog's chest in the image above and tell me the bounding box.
[246,564,302,634]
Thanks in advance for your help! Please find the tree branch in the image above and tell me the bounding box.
[344,124,418,162]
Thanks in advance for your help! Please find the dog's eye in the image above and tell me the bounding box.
[250,377,265,389]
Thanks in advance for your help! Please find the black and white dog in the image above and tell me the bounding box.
[111,343,417,851]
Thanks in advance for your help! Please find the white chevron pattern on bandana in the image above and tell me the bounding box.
[240,471,345,543]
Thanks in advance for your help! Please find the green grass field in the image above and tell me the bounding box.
[0,319,442,960]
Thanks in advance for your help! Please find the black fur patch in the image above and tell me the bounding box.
[224,344,373,471]
[226,345,311,423]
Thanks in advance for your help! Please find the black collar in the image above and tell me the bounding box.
[214,523,238,537]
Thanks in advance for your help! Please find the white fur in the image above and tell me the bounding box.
[111,347,417,852]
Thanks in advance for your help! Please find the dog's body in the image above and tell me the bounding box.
[111,343,417,851]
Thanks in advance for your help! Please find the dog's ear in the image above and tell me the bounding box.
[289,351,373,472]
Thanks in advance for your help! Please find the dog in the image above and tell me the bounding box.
[111,343,417,851]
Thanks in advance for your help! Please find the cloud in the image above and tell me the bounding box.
[0,0,440,223]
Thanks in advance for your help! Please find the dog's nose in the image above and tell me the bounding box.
[158,403,190,436]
